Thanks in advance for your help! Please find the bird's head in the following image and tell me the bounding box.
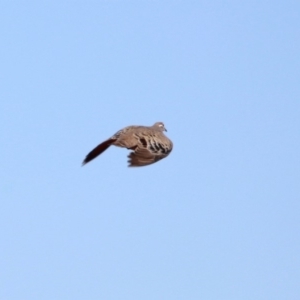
[153,122,167,132]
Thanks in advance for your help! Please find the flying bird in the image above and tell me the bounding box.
[82,122,173,167]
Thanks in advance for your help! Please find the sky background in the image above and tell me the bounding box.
[1,1,300,299]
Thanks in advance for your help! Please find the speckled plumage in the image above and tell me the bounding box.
[82,122,173,167]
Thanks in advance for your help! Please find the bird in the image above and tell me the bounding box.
[82,122,173,167]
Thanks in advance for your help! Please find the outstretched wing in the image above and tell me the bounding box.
[127,134,173,167]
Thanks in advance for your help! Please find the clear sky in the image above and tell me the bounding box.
[1,1,299,299]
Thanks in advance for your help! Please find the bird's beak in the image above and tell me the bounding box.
[164,128,167,132]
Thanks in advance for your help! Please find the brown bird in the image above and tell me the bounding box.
[82,122,173,167]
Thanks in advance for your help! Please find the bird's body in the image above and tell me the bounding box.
[82,122,173,167]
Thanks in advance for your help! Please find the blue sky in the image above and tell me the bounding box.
[1,1,299,299]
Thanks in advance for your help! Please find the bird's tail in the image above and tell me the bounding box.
[82,139,115,165]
